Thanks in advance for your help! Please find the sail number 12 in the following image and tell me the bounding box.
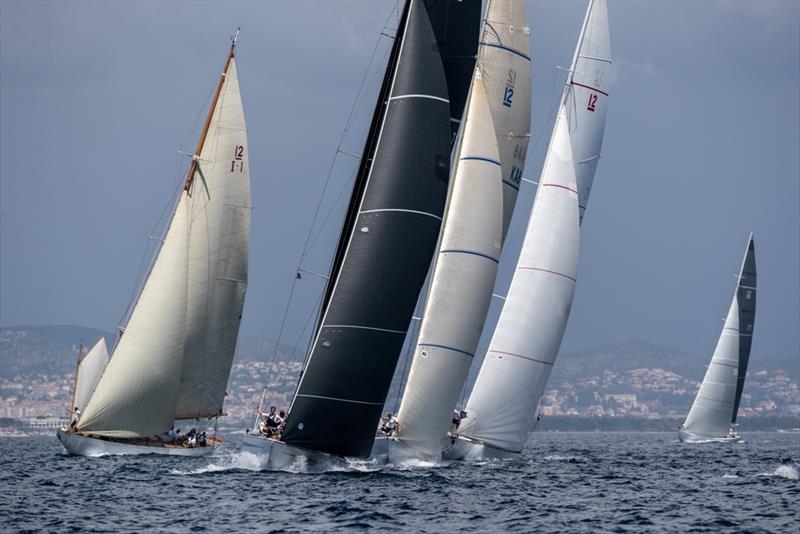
[230,145,245,173]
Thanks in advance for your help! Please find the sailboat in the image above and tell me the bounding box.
[444,0,610,460]
[679,233,757,443]
[241,0,452,469]
[57,31,251,457]
[387,0,531,462]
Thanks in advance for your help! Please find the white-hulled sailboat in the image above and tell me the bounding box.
[58,31,251,457]
[679,234,757,443]
[386,0,531,463]
[444,0,610,460]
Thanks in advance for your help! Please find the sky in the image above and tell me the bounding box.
[1,0,798,365]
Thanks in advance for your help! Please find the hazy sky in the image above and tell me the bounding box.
[1,0,798,364]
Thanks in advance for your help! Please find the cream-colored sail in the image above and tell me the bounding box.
[395,76,503,457]
[478,0,532,238]
[78,198,190,438]
[175,57,251,419]
[73,338,109,414]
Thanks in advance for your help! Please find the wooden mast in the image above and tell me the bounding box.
[183,27,240,191]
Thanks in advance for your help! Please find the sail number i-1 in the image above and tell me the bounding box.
[503,69,517,108]
[230,145,245,172]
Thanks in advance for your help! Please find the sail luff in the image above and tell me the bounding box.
[282,0,451,458]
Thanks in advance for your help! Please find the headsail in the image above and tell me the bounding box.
[682,234,757,438]
[78,198,190,438]
[395,75,503,457]
[282,0,451,459]
[176,49,251,419]
[73,338,109,414]
[457,0,610,453]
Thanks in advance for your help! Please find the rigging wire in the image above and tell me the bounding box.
[259,5,401,410]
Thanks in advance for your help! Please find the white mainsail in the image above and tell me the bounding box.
[78,198,191,438]
[681,234,757,440]
[458,105,579,453]
[478,0,532,238]
[73,338,109,414]
[77,38,248,438]
[176,57,251,419]
[457,0,610,454]
[394,75,503,457]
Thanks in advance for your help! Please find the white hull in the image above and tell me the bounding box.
[57,429,215,457]
[241,434,333,470]
[442,435,519,461]
[678,430,741,443]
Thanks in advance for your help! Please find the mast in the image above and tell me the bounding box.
[184,27,240,192]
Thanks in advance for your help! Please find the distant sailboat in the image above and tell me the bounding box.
[445,0,610,460]
[388,0,531,462]
[680,233,757,443]
[58,31,251,457]
[242,0,451,468]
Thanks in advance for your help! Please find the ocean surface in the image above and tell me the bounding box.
[1,432,798,532]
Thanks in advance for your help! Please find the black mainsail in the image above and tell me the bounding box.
[283,0,451,458]
[423,0,481,136]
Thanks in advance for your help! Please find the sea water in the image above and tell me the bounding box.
[1,432,797,532]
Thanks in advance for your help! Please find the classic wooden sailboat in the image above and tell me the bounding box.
[444,0,610,460]
[386,0,531,462]
[679,234,757,443]
[58,31,251,457]
[242,0,452,469]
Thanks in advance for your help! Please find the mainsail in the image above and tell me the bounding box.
[281,0,451,459]
[478,0,532,238]
[77,36,249,438]
[73,338,109,414]
[176,54,251,419]
[457,0,610,454]
[681,234,757,439]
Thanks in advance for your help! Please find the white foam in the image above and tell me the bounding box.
[169,450,267,475]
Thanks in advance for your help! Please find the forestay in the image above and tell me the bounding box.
[282,0,451,459]
[176,57,251,419]
[458,105,579,453]
[395,75,503,457]
[73,338,109,414]
[682,235,757,438]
